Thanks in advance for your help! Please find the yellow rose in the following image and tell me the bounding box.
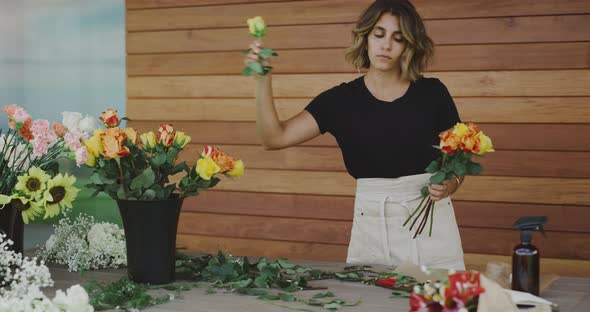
[122,127,138,145]
[99,108,120,128]
[85,152,96,167]
[173,131,191,149]
[247,16,266,37]
[83,132,104,158]
[226,160,244,177]
[157,123,175,147]
[452,123,470,138]
[101,128,131,159]
[140,131,157,151]
[475,131,494,155]
[196,157,220,180]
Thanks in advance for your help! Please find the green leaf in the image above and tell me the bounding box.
[141,189,156,200]
[152,153,167,167]
[390,290,411,298]
[278,258,295,269]
[258,48,273,59]
[237,288,268,296]
[242,66,253,76]
[424,160,440,173]
[453,162,467,176]
[430,171,446,184]
[279,293,296,302]
[254,275,270,288]
[258,294,280,301]
[247,61,264,74]
[151,184,165,199]
[467,162,483,175]
[130,168,155,191]
[323,302,342,310]
[284,269,296,275]
[171,163,188,175]
[313,292,334,298]
[116,185,126,199]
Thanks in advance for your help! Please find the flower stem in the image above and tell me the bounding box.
[409,198,429,232]
[115,158,128,198]
[428,200,435,237]
[403,195,427,227]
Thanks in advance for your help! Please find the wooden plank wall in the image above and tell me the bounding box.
[125,0,590,277]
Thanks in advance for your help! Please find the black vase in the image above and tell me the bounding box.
[116,195,184,284]
[0,205,24,254]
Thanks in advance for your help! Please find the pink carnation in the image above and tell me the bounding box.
[12,107,31,123]
[75,147,88,167]
[64,129,83,151]
[2,104,18,116]
[30,119,58,156]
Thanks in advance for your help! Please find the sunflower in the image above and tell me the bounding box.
[9,195,44,224]
[14,167,50,199]
[43,173,79,219]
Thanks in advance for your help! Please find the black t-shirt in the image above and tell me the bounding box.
[304,76,461,179]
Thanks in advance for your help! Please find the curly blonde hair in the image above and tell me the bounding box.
[345,0,434,81]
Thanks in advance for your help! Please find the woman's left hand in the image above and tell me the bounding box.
[429,179,458,202]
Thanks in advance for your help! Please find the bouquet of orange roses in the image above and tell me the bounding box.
[403,122,494,238]
[80,109,244,200]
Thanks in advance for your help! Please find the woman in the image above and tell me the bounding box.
[245,0,465,270]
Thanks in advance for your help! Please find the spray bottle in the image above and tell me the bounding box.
[512,216,547,296]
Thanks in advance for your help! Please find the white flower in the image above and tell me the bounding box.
[78,116,98,135]
[38,214,126,272]
[52,285,93,312]
[45,235,57,251]
[61,112,83,131]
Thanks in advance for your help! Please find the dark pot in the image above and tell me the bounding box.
[0,205,24,254]
[116,195,184,284]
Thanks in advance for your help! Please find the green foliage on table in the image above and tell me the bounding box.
[85,251,416,311]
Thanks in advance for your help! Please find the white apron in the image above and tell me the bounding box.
[346,173,465,270]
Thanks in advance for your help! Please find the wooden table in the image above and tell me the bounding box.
[45,259,590,312]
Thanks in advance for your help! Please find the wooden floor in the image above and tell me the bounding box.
[43,258,590,312]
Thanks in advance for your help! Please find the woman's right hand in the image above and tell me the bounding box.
[244,39,271,68]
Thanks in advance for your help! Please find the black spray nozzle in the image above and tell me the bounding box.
[514,216,548,244]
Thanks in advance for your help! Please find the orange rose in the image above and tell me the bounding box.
[157,123,175,147]
[210,148,235,173]
[465,122,479,135]
[100,128,130,159]
[460,134,480,154]
[439,130,461,155]
[99,109,120,128]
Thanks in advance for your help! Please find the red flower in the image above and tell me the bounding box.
[376,277,398,288]
[99,109,120,128]
[410,292,428,312]
[445,271,485,303]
